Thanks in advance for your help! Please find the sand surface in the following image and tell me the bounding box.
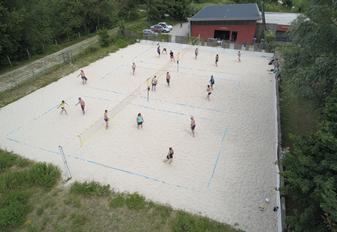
[0,41,280,232]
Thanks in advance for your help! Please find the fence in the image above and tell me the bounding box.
[0,36,99,92]
[273,54,286,232]
[126,31,268,52]
[0,29,269,94]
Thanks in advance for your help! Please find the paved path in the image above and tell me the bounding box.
[169,22,189,37]
[0,35,99,93]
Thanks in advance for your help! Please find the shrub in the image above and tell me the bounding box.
[114,38,129,48]
[172,211,237,232]
[153,204,172,219]
[109,194,125,208]
[98,29,110,47]
[63,195,81,208]
[0,191,30,230]
[0,170,31,193]
[0,152,18,173]
[125,193,146,210]
[0,151,30,173]
[29,163,60,188]
[118,20,125,36]
[70,213,87,231]
[70,181,111,197]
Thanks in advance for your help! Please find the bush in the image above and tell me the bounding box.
[265,30,276,44]
[98,29,110,47]
[0,170,31,193]
[29,163,60,188]
[125,193,146,210]
[70,181,111,197]
[0,163,59,192]
[264,30,276,52]
[114,38,129,48]
[153,204,172,219]
[0,191,30,230]
[118,20,126,36]
[172,211,236,232]
[0,152,18,173]
[0,151,30,173]
[109,194,125,208]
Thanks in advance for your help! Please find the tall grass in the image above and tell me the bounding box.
[172,211,239,232]
[0,150,61,231]
[0,191,31,230]
[70,181,111,197]
[29,163,60,188]
[0,150,30,173]
[125,193,146,210]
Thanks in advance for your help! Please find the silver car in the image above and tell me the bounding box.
[143,29,158,36]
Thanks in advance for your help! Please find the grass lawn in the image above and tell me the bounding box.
[0,150,240,232]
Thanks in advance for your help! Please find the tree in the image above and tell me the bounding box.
[118,0,139,20]
[147,0,193,21]
[0,0,120,69]
[281,0,337,231]
[98,29,110,47]
[282,1,337,103]
[282,90,337,231]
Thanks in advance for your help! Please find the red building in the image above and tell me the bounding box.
[189,3,261,44]
[263,12,300,41]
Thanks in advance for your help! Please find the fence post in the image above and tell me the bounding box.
[6,55,12,66]
[26,49,31,60]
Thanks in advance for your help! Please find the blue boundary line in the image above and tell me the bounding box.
[136,95,224,114]
[82,95,113,102]
[86,86,123,95]
[130,103,211,121]
[6,136,195,192]
[207,128,229,188]
[6,97,74,137]
[100,45,154,80]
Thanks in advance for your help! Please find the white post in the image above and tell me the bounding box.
[58,145,72,182]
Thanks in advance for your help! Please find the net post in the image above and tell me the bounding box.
[58,145,72,182]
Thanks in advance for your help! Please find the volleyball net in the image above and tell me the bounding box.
[77,77,151,147]
[77,44,189,147]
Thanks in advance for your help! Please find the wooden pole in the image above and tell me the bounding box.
[6,55,12,66]
[26,48,31,59]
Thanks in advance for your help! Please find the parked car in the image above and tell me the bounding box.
[150,24,170,33]
[158,22,173,31]
[143,29,158,36]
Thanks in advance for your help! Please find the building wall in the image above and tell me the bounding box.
[191,23,257,44]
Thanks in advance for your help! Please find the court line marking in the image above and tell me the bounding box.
[99,45,154,80]
[81,95,215,121]
[207,128,229,188]
[78,45,192,146]
[6,96,74,137]
[130,103,212,121]
[6,136,199,192]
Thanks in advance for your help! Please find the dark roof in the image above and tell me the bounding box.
[190,3,261,21]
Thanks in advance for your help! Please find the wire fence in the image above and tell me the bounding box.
[0,29,270,94]
[0,36,99,92]
[125,30,268,52]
